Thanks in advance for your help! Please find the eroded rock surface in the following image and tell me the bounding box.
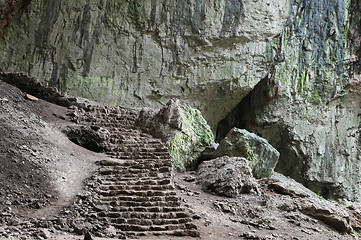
[137,98,214,170]
[196,156,259,197]
[65,125,110,152]
[0,0,289,129]
[299,197,351,232]
[265,172,314,198]
[216,0,361,201]
[213,128,279,178]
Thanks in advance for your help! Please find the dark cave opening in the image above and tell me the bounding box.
[214,0,358,200]
[215,73,320,195]
[215,74,346,199]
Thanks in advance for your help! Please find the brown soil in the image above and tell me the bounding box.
[0,80,106,219]
[0,79,359,240]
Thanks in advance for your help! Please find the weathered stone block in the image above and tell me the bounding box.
[213,128,279,178]
[137,99,215,170]
[197,156,259,197]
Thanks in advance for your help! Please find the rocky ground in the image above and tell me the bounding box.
[1,78,361,240]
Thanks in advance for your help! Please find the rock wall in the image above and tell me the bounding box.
[0,0,289,129]
[2,0,360,201]
[218,0,361,201]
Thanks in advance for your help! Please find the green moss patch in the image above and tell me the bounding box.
[167,103,214,170]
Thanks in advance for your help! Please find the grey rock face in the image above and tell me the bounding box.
[213,128,279,179]
[0,0,289,129]
[197,156,259,197]
[216,0,361,201]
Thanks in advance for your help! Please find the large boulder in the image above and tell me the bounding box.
[65,125,110,152]
[196,156,259,197]
[264,172,314,198]
[299,197,351,232]
[137,99,215,170]
[213,128,279,179]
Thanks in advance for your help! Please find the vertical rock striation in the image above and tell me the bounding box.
[0,0,289,129]
[218,0,361,201]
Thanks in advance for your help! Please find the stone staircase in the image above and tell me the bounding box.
[74,105,199,238]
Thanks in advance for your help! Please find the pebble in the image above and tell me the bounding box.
[192,214,201,219]
[183,175,196,182]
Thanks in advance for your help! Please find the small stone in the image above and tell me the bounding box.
[184,175,196,182]
[25,94,38,101]
[0,98,8,102]
[192,214,201,219]
[77,191,91,200]
[204,219,211,226]
[104,226,117,237]
[38,229,52,239]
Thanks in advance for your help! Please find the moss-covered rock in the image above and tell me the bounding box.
[137,99,214,170]
[213,128,279,179]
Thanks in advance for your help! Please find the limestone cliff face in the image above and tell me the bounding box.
[218,0,361,201]
[2,0,361,201]
[0,0,288,129]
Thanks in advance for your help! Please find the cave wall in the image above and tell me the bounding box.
[0,0,289,130]
[2,0,361,201]
[218,0,361,201]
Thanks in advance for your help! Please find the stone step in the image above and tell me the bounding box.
[99,184,174,191]
[96,159,128,166]
[108,146,169,153]
[101,200,180,208]
[109,133,140,139]
[98,189,177,197]
[99,179,171,186]
[117,195,176,202]
[89,108,138,116]
[97,172,171,179]
[105,149,169,155]
[98,168,161,175]
[103,211,190,219]
[98,166,171,175]
[121,160,172,167]
[118,161,172,168]
[98,165,171,171]
[98,119,135,125]
[99,195,178,202]
[112,222,197,232]
[120,138,163,144]
[106,153,171,160]
[109,217,190,226]
[98,168,172,176]
[105,206,185,213]
[98,175,171,181]
[123,229,200,237]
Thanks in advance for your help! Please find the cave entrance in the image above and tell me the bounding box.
[215,74,307,185]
